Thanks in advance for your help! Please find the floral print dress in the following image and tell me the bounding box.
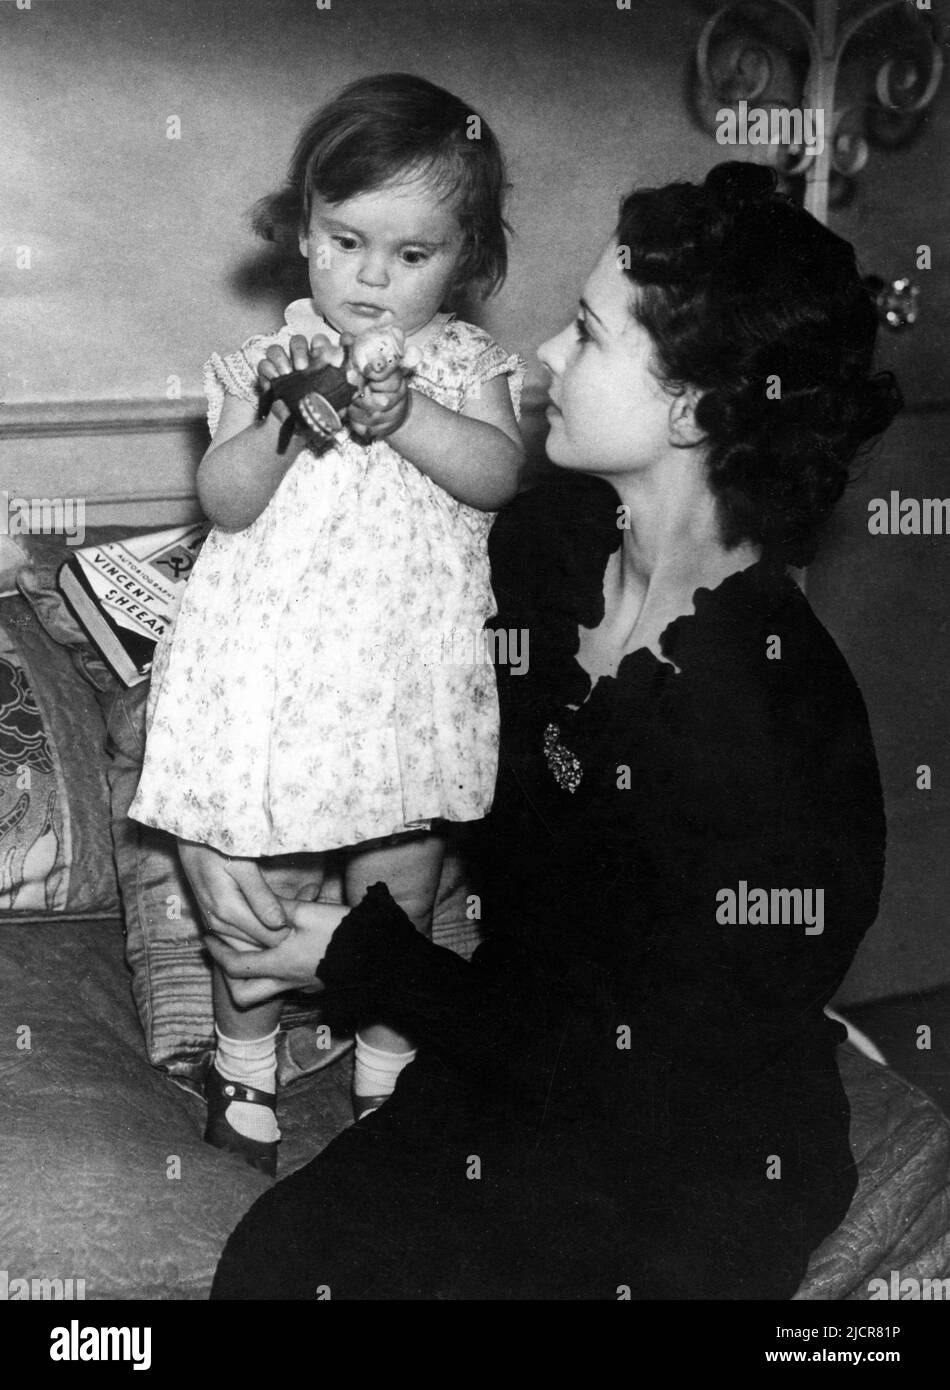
[129,299,525,856]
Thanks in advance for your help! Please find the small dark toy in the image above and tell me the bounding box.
[257,362,356,455]
[256,326,417,454]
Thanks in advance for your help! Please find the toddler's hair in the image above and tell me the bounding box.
[252,72,510,299]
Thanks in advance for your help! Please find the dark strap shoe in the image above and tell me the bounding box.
[204,1065,279,1177]
[352,1091,392,1122]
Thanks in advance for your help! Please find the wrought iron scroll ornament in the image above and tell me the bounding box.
[690,0,944,328]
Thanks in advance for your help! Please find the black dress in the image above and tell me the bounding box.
[212,476,885,1301]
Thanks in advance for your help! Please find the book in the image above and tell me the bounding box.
[58,523,208,686]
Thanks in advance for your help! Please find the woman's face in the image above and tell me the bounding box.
[537,241,679,477]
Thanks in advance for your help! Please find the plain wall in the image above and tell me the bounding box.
[4,0,947,401]
[3,0,723,403]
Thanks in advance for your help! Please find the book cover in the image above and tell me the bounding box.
[58,524,207,686]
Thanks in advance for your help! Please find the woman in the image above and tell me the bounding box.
[184,161,900,1299]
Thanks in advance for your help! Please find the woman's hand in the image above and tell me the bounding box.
[178,839,291,949]
[204,898,346,1007]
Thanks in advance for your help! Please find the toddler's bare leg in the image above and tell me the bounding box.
[213,966,283,1039]
[345,831,445,1075]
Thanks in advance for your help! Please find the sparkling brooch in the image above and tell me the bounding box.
[543,721,583,793]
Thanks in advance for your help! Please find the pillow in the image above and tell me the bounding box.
[105,678,484,1088]
[795,1046,950,1298]
[15,532,131,700]
[0,535,32,596]
[0,594,120,919]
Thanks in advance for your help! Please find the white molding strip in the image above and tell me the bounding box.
[3,387,941,523]
[1,384,553,436]
[2,383,944,438]
[0,398,208,526]
[0,388,552,519]
[0,397,207,439]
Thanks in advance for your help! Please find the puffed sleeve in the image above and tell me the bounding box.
[462,339,527,418]
[201,336,270,438]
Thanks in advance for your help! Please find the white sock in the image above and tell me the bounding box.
[214,1025,281,1143]
[353,1032,417,1101]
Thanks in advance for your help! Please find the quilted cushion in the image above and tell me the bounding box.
[796,1046,950,1299]
[0,917,352,1299]
[0,594,119,919]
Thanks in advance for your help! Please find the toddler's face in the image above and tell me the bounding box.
[537,242,677,478]
[299,177,464,339]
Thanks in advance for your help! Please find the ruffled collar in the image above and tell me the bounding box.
[284,299,338,340]
[490,476,796,713]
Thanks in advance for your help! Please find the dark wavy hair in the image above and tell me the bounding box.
[252,72,511,300]
[617,161,902,565]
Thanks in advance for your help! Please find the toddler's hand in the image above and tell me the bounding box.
[256,334,345,430]
[347,365,413,442]
[178,839,291,948]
